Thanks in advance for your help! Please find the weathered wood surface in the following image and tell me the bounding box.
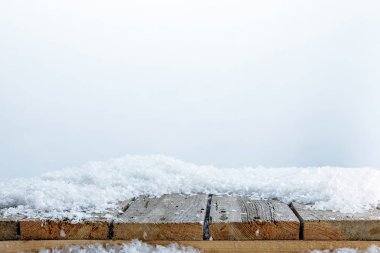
[4,194,380,242]
[113,194,208,240]
[20,219,110,240]
[291,202,380,240]
[2,240,380,253]
[209,196,299,240]
[0,218,18,240]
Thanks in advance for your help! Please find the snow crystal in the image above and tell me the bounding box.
[1,155,380,219]
[59,229,66,238]
[37,240,200,253]
[255,229,260,236]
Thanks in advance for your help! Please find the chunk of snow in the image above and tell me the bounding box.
[255,229,260,236]
[59,229,66,238]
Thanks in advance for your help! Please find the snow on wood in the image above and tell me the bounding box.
[4,194,380,242]
[291,202,380,240]
[2,155,380,220]
[209,196,300,240]
[113,194,208,240]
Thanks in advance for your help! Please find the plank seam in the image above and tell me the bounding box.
[289,202,304,240]
[108,220,114,239]
[203,194,213,240]
[16,221,20,240]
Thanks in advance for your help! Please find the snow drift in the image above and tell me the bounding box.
[1,155,380,219]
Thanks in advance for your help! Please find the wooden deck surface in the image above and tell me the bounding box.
[209,196,299,240]
[2,194,380,252]
[113,194,208,240]
[291,202,380,240]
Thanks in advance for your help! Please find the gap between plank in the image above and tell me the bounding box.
[203,194,213,240]
[289,202,304,240]
[16,221,20,240]
[108,220,114,239]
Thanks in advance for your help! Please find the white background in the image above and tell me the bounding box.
[1,0,380,178]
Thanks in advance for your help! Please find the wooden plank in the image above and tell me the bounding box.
[291,202,380,240]
[2,240,380,253]
[20,219,110,240]
[113,194,208,240]
[209,196,299,240]
[0,218,18,240]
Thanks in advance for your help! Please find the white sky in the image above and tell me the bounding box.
[1,0,380,178]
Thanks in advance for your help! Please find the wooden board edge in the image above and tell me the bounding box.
[19,220,110,240]
[2,240,380,253]
[113,222,204,240]
[209,221,300,240]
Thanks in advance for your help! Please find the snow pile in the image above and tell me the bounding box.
[1,155,380,219]
[37,240,199,253]
[310,245,380,253]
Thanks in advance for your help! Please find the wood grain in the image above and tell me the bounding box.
[0,219,18,240]
[2,240,380,253]
[291,202,380,240]
[113,194,208,240]
[20,219,110,240]
[209,196,299,240]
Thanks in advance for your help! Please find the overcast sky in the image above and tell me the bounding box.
[1,0,380,178]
